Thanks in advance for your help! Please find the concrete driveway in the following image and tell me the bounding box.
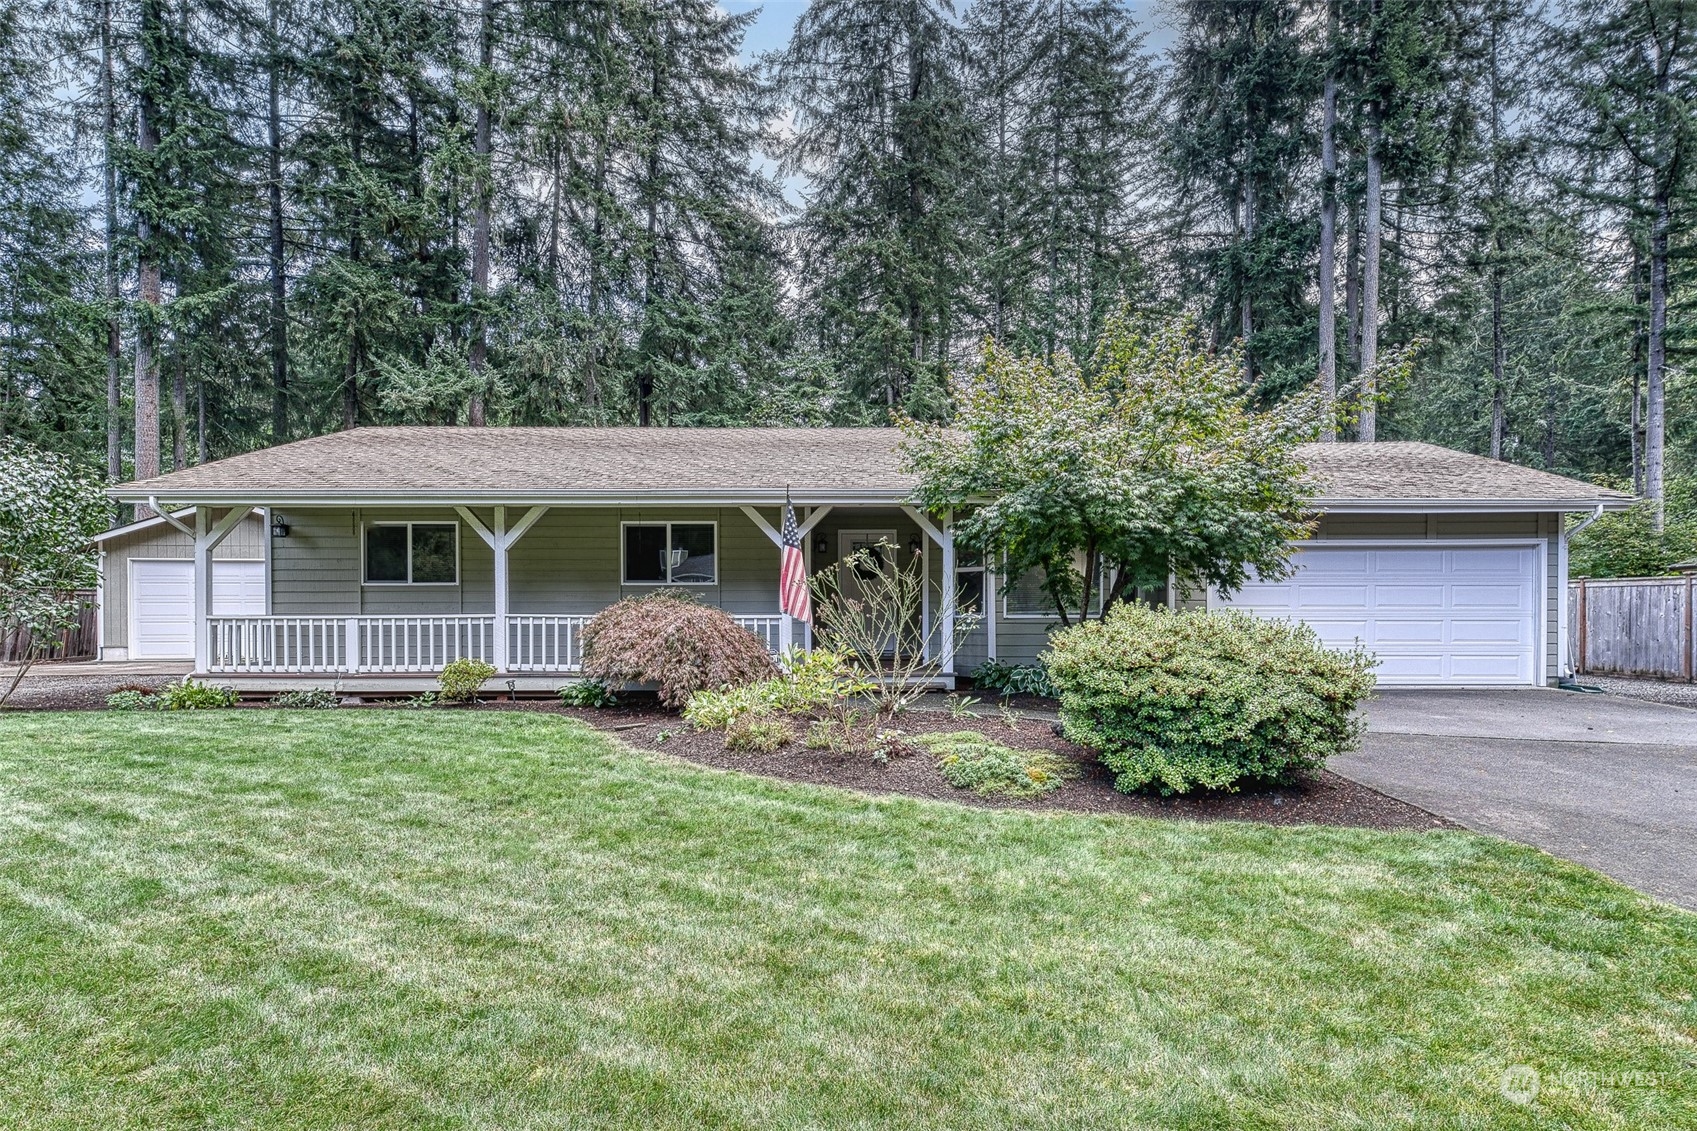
[1335,689,1697,911]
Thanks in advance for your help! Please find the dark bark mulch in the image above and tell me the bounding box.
[510,701,1453,832]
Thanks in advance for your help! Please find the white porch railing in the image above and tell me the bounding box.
[732,615,785,656]
[508,615,591,672]
[207,615,493,674]
[206,611,787,674]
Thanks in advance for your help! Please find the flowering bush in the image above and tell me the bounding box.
[581,593,776,709]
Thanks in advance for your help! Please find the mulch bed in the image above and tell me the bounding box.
[503,699,1452,832]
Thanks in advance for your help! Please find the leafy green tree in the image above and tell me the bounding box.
[0,439,109,706]
[901,310,1323,625]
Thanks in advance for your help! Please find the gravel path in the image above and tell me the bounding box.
[1578,674,1697,710]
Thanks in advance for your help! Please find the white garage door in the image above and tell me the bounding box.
[1215,544,1542,686]
[130,560,267,660]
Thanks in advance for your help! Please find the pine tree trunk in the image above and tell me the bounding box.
[171,346,187,470]
[196,378,207,463]
[467,0,494,427]
[1317,58,1338,442]
[101,0,122,488]
[1488,21,1506,461]
[1345,199,1360,374]
[267,0,288,443]
[133,0,163,497]
[1359,110,1382,443]
[1646,186,1668,527]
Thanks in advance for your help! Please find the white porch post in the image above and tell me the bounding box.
[940,509,957,675]
[191,505,251,674]
[193,508,212,673]
[492,506,509,671]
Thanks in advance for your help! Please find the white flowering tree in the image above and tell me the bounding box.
[0,440,109,706]
[901,311,1328,625]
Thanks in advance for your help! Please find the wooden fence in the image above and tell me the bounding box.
[1570,575,1695,682]
[0,591,98,663]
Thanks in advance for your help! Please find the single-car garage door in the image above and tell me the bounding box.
[1213,543,1543,686]
[130,560,267,660]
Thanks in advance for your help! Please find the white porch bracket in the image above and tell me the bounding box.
[456,505,551,672]
[740,504,833,658]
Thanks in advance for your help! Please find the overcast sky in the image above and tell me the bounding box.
[726,0,1180,63]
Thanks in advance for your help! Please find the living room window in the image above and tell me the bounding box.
[622,522,717,585]
[363,522,459,585]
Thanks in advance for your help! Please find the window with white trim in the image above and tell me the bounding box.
[364,522,458,585]
[1002,551,1104,618]
[623,522,717,584]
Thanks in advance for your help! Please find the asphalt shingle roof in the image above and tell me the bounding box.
[112,427,1629,509]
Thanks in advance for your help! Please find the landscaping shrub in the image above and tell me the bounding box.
[1043,604,1376,795]
[917,731,1078,799]
[105,689,159,711]
[155,678,239,711]
[437,658,496,703]
[580,592,778,709]
[269,688,339,709]
[682,648,873,730]
[558,680,618,708]
[724,715,794,753]
[971,659,1055,699]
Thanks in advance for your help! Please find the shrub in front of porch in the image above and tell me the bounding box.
[682,649,874,731]
[1043,605,1377,795]
[438,659,497,703]
[580,593,777,709]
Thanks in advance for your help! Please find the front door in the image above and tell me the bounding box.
[837,530,899,658]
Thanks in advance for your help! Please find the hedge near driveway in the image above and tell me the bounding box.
[0,711,1690,1130]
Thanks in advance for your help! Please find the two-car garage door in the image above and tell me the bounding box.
[130,560,267,660]
[1214,544,1543,686]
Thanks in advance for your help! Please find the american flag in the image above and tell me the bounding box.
[778,493,811,623]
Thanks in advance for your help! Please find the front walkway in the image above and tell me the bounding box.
[1336,689,1697,911]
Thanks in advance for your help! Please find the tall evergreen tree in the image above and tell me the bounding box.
[1553,0,1697,521]
[774,0,978,417]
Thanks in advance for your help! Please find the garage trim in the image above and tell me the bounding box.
[1207,538,1550,688]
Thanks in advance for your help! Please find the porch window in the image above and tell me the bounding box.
[623,522,717,585]
[364,522,459,585]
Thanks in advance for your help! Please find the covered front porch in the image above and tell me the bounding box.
[162,499,968,687]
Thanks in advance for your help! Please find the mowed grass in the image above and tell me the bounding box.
[0,714,1691,1130]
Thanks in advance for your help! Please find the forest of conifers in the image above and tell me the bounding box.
[0,0,1690,537]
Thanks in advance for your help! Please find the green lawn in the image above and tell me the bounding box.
[0,713,1691,1129]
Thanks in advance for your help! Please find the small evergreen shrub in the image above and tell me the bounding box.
[557,680,618,708]
[971,659,1055,699]
[1044,604,1377,795]
[725,715,794,753]
[106,689,159,711]
[917,731,1077,798]
[269,688,339,709]
[581,593,777,709]
[682,648,874,730]
[156,678,239,711]
[437,658,496,703]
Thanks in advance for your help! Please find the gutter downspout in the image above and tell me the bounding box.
[1559,504,1606,685]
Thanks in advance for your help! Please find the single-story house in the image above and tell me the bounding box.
[100,427,1632,690]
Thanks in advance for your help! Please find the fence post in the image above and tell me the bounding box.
[1576,579,1588,675]
[1685,573,1694,684]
